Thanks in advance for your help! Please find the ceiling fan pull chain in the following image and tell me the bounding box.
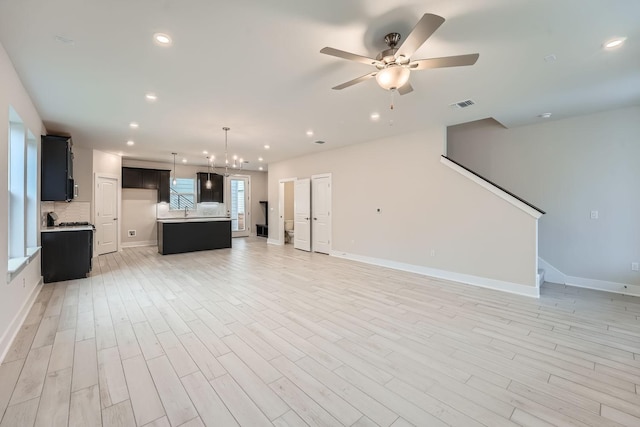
[390,89,395,110]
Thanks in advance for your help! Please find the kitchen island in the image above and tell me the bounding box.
[157,217,231,255]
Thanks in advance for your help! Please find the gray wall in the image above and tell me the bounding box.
[447,106,640,286]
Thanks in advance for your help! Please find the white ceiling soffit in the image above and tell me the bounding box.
[0,0,638,168]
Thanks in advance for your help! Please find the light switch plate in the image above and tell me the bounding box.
[590,210,599,220]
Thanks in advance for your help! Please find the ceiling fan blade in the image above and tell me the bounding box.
[332,72,377,90]
[395,14,445,59]
[320,47,381,66]
[409,53,479,70]
[398,82,413,95]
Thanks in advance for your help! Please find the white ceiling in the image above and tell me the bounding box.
[1,0,639,170]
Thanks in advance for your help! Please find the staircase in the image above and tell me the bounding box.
[537,268,545,287]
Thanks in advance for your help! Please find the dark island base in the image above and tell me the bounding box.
[158,220,232,255]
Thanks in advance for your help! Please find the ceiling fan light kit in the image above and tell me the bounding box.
[320,13,479,95]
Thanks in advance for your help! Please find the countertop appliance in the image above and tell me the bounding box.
[46,212,58,227]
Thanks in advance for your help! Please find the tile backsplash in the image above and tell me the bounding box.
[41,201,91,226]
[156,202,228,219]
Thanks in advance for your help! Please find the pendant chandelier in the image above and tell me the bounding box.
[205,156,212,189]
[223,126,230,176]
[171,152,177,186]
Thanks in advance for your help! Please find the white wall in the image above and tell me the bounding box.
[0,43,45,361]
[447,107,640,288]
[121,189,158,246]
[268,127,540,294]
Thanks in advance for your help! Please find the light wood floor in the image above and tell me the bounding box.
[1,238,639,427]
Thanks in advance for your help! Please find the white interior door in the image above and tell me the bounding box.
[294,178,311,251]
[312,174,331,254]
[95,175,118,255]
[229,176,250,237]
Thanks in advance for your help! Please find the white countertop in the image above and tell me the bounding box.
[157,217,231,223]
[41,226,95,233]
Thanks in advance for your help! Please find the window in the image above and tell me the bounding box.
[170,178,195,210]
[8,107,38,277]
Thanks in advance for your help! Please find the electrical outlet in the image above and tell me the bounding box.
[430,249,436,257]
[632,262,639,272]
[128,230,136,237]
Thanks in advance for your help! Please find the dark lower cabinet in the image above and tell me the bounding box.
[41,229,93,283]
[158,220,231,255]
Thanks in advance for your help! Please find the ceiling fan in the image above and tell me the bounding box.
[320,13,479,95]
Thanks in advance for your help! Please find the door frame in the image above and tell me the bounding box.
[275,177,297,246]
[93,172,120,255]
[311,173,332,254]
[228,174,251,237]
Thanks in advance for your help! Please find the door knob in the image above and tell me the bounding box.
[313,218,317,220]
[305,217,309,220]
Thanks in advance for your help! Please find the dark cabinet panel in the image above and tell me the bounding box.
[122,167,170,203]
[158,220,232,255]
[197,172,223,203]
[41,135,74,201]
[122,167,143,188]
[158,170,170,203]
[142,169,159,189]
[41,230,93,283]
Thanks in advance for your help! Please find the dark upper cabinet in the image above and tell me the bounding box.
[122,167,143,188]
[142,169,159,189]
[41,135,74,201]
[197,172,223,203]
[122,167,171,202]
[158,170,170,203]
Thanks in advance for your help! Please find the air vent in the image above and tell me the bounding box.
[450,99,475,109]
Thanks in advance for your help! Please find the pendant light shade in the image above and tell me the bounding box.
[171,152,177,186]
[205,156,212,189]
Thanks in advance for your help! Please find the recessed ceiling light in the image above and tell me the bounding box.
[370,112,380,121]
[264,145,270,149]
[129,122,139,129]
[182,158,187,163]
[126,140,134,146]
[258,157,263,162]
[145,93,157,102]
[603,37,626,49]
[202,150,208,154]
[538,112,552,119]
[153,33,172,46]
[306,130,314,137]
[259,166,263,171]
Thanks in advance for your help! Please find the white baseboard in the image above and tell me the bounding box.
[121,240,157,248]
[537,257,566,284]
[332,251,539,298]
[0,278,42,364]
[538,257,640,297]
[267,238,283,246]
[565,276,640,297]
